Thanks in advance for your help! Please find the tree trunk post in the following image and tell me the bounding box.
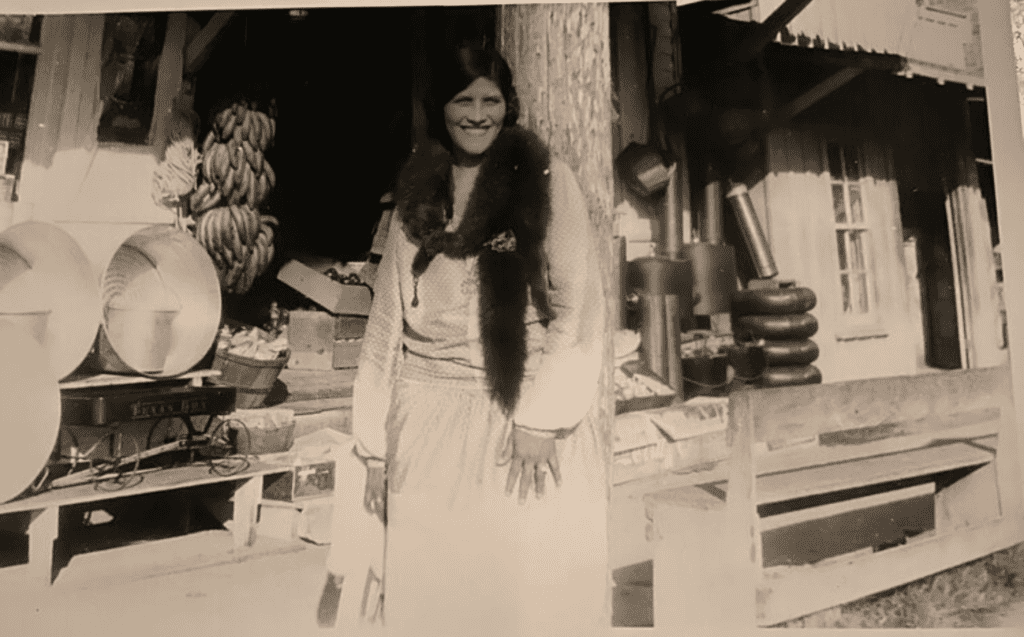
[496,0,616,599]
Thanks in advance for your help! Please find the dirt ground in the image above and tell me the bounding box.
[782,542,1024,629]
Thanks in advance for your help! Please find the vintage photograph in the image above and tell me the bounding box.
[0,1,1022,635]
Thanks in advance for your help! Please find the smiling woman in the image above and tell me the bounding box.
[324,45,609,637]
[444,77,507,160]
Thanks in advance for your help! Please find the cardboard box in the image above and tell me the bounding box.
[287,310,335,370]
[258,497,333,545]
[333,315,368,339]
[278,260,372,316]
[287,310,365,370]
[333,339,363,369]
[263,460,336,502]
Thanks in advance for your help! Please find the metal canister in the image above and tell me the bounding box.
[627,256,693,393]
[679,242,737,316]
[726,182,778,279]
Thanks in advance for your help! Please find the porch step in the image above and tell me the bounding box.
[709,441,993,505]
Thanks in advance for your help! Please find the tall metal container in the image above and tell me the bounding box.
[727,183,778,279]
[679,242,737,316]
[627,256,693,392]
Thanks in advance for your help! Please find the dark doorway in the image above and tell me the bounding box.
[193,8,414,262]
[900,188,962,370]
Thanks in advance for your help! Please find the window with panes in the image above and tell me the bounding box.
[827,141,876,317]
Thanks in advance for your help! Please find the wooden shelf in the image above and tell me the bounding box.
[0,453,292,516]
[59,369,221,390]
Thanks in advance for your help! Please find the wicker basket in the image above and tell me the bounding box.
[226,408,296,455]
[213,347,290,409]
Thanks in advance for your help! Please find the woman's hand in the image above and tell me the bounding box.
[500,425,562,503]
[363,462,386,524]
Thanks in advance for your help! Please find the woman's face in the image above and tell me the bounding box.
[444,77,506,159]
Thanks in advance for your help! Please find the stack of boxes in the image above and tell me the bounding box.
[277,259,372,370]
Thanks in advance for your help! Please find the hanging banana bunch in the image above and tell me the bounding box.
[189,99,279,296]
[194,206,279,296]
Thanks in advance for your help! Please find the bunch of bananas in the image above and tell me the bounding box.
[189,100,281,296]
[195,204,279,295]
[191,101,277,215]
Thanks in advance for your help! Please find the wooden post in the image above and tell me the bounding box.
[980,0,1024,532]
[149,13,188,157]
[27,506,59,587]
[232,476,261,550]
[496,2,615,621]
[497,2,615,456]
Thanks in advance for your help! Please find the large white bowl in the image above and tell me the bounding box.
[0,221,103,380]
[0,319,60,504]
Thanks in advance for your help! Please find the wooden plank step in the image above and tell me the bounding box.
[0,457,294,515]
[759,483,936,568]
[712,441,993,505]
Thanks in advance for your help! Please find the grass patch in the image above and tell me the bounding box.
[779,542,1024,628]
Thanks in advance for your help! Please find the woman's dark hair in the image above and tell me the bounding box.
[424,46,520,148]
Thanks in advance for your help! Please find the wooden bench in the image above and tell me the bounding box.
[0,369,354,591]
[0,457,301,589]
[622,365,1023,628]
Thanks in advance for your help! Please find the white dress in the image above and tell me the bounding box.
[327,160,610,637]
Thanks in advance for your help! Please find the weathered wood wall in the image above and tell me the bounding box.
[18,13,178,281]
[760,71,1004,382]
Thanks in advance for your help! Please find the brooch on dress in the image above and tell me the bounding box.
[485,230,517,253]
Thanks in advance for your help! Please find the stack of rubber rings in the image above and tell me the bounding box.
[732,285,823,387]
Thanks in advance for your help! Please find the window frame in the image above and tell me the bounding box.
[824,138,886,336]
[0,15,42,196]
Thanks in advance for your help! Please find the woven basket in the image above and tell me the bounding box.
[213,347,290,409]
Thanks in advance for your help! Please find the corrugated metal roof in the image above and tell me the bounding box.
[723,0,984,86]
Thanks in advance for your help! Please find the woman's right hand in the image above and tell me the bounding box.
[364,462,386,524]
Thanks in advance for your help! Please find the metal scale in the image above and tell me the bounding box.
[41,375,239,491]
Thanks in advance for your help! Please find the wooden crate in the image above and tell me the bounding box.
[287,310,365,370]
[277,261,372,316]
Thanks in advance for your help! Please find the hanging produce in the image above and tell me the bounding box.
[194,205,278,295]
[152,137,200,231]
[189,99,280,296]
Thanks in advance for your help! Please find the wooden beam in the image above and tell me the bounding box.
[772,66,862,125]
[746,365,1009,444]
[758,482,935,533]
[764,45,905,74]
[149,12,188,155]
[732,0,814,61]
[978,0,1024,530]
[184,11,234,76]
[711,441,993,505]
[0,41,42,56]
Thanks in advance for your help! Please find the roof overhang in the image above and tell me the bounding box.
[682,0,984,88]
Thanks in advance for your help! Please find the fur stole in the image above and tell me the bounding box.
[395,126,553,416]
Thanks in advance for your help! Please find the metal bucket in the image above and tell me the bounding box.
[0,221,102,380]
[94,225,220,377]
[679,242,738,316]
[0,309,50,344]
[0,319,61,504]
